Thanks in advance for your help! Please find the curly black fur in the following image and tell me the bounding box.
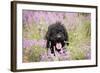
[45,22,69,55]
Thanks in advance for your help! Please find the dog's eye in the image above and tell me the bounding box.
[58,29,62,32]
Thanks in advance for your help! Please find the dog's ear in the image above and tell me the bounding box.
[45,25,51,40]
[64,27,69,45]
[45,28,51,48]
[45,31,49,48]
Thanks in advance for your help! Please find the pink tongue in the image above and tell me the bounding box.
[56,43,62,49]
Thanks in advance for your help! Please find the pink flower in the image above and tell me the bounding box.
[22,39,47,48]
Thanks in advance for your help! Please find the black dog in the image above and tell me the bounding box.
[45,22,69,56]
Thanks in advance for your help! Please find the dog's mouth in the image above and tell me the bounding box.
[55,42,62,51]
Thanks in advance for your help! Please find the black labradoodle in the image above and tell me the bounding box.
[45,22,69,56]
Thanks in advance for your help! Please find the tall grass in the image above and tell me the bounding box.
[22,11,91,62]
[67,21,91,60]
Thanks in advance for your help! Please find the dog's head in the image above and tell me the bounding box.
[45,22,69,54]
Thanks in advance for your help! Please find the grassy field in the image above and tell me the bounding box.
[22,10,91,62]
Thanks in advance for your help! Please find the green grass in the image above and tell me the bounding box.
[23,15,91,62]
[67,21,91,60]
[28,46,46,62]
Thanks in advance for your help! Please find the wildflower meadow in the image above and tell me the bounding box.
[22,10,91,62]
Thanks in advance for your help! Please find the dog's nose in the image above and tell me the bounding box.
[57,34,61,38]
